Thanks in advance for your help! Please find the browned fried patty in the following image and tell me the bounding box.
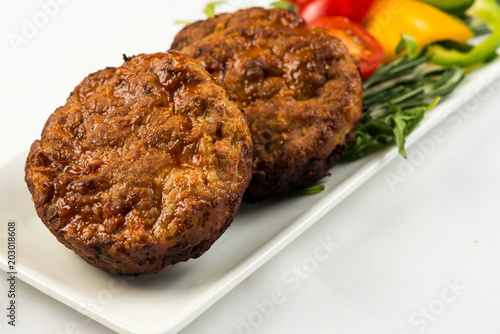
[172,7,363,198]
[25,51,253,275]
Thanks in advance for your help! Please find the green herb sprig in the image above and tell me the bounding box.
[270,1,296,10]
[204,1,225,18]
[295,185,325,195]
[343,35,465,160]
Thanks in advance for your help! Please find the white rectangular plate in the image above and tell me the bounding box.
[2,9,500,334]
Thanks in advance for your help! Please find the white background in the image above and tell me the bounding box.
[1,0,500,333]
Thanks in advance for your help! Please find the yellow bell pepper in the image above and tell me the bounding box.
[364,0,474,62]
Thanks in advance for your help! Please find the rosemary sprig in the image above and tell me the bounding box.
[343,35,465,160]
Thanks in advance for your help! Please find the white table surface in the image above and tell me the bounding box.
[1,1,500,333]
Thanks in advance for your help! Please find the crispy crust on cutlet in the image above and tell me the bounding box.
[172,7,363,197]
[25,51,253,275]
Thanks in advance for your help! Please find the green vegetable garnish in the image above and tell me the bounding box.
[417,0,474,17]
[344,35,465,160]
[429,0,500,67]
[270,1,296,11]
[294,185,325,195]
[204,1,226,18]
[395,33,420,57]
[174,20,193,25]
